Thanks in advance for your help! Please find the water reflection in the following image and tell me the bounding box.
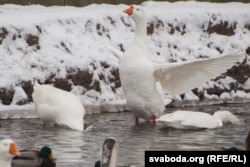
[0,103,249,167]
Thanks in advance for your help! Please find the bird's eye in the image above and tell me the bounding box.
[136,8,139,11]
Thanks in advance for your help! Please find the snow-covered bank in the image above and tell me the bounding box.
[0,1,250,114]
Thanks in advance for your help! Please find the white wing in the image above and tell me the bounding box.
[93,33,123,60]
[153,51,245,95]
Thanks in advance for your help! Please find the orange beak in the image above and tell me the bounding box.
[123,5,134,16]
[9,143,20,156]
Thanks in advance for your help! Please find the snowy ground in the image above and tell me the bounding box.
[0,1,250,116]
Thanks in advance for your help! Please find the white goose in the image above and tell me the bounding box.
[0,139,20,167]
[32,83,85,131]
[156,110,243,129]
[94,137,133,167]
[99,5,245,126]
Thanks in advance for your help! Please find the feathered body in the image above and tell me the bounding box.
[120,5,165,122]
[157,110,243,129]
[12,146,56,167]
[32,84,85,131]
[98,5,245,125]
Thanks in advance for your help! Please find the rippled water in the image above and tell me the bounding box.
[1,103,250,167]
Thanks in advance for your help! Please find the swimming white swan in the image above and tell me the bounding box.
[98,5,245,126]
[156,110,243,129]
[0,139,20,167]
[32,83,85,131]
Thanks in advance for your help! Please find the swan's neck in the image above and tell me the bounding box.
[133,17,147,38]
[0,158,11,167]
[125,16,148,60]
[109,146,117,167]
[213,111,239,124]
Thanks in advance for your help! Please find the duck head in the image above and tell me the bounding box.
[39,146,56,161]
[123,5,146,20]
[94,160,101,167]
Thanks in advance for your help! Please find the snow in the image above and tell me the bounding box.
[11,86,28,105]
[0,1,250,116]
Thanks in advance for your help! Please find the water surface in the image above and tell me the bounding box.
[0,103,250,167]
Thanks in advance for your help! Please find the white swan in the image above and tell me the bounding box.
[32,83,85,131]
[0,139,20,167]
[94,137,133,167]
[98,5,245,126]
[156,110,243,129]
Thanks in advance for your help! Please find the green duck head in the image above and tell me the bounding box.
[94,160,101,167]
[226,147,239,151]
[39,146,56,161]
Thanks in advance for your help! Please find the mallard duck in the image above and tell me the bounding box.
[0,139,20,167]
[94,137,133,167]
[222,130,250,151]
[32,83,85,131]
[245,130,250,151]
[157,110,243,129]
[223,147,241,151]
[99,5,245,126]
[12,146,56,167]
